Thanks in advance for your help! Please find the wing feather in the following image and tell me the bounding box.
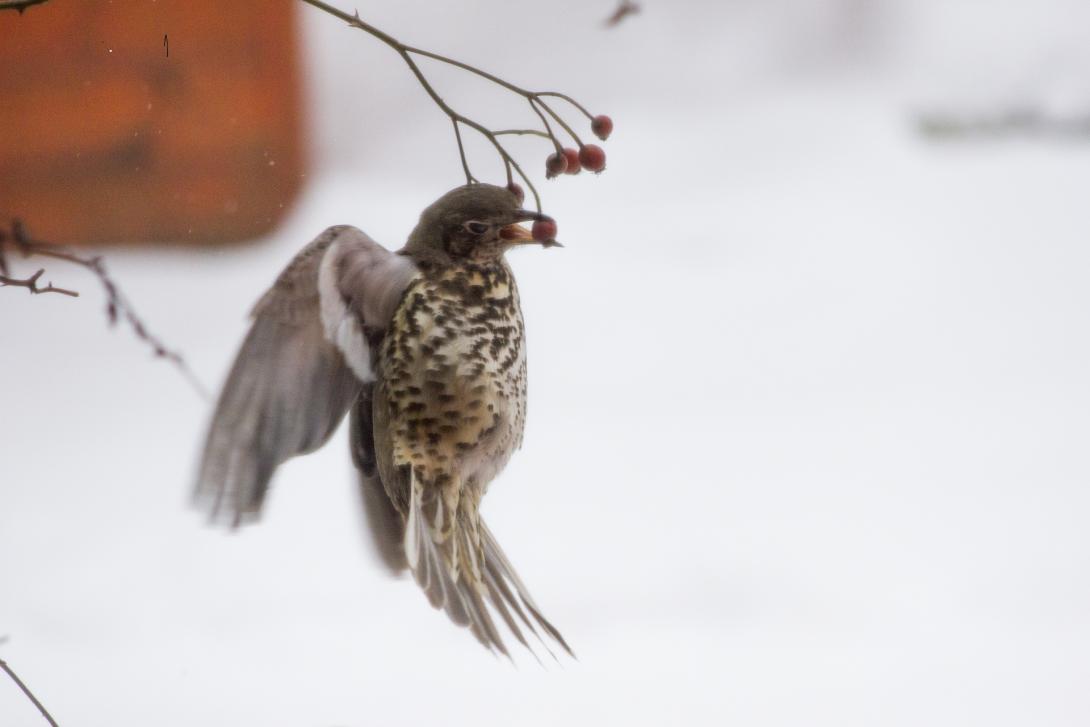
[195,225,417,525]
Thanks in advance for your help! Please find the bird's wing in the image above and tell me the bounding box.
[194,225,418,526]
[350,384,408,573]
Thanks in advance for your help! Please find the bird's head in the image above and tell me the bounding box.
[405,184,558,264]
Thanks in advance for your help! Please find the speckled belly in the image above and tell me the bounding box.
[380,263,526,491]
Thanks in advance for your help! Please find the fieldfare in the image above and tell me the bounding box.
[195,183,571,659]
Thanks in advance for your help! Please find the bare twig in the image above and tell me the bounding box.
[916,108,1090,140]
[536,92,596,122]
[0,0,49,12]
[451,119,477,184]
[604,0,641,28]
[494,129,552,139]
[0,269,79,297]
[0,221,209,398]
[297,0,604,211]
[535,96,584,148]
[0,656,61,727]
[528,98,564,155]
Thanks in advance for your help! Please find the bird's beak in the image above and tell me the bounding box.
[499,223,535,243]
[499,210,564,248]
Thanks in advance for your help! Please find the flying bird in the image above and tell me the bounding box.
[195,184,572,659]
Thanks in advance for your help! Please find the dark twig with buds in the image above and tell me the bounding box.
[0,655,60,727]
[298,0,613,211]
[0,221,208,398]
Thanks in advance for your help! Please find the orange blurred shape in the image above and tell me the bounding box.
[0,0,304,245]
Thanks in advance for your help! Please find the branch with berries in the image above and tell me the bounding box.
[0,220,207,398]
[298,0,614,214]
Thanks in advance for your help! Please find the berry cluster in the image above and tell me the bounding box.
[510,110,612,242]
[543,115,612,178]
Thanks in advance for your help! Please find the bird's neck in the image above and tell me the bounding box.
[418,256,512,280]
[423,259,518,307]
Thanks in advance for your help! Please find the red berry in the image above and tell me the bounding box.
[578,144,606,173]
[531,218,557,242]
[591,114,613,140]
[506,181,525,204]
[545,152,567,179]
[562,148,581,174]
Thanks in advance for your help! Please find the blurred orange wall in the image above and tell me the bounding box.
[0,0,304,245]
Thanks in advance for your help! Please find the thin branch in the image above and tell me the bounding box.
[535,96,585,148]
[493,129,552,139]
[604,0,641,28]
[528,98,564,154]
[395,48,538,206]
[0,269,79,296]
[507,156,540,211]
[297,0,604,211]
[403,45,528,96]
[451,118,476,184]
[536,92,596,122]
[1,221,209,399]
[0,0,50,13]
[0,656,60,727]
[915,108,1090,140]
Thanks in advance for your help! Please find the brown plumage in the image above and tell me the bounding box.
[195,184,571,659]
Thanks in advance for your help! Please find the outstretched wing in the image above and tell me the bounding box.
[194,225,418,526]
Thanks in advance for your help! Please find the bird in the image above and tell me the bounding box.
[194,183,572,659]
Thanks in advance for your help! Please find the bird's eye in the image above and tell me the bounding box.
[464,221,489,235]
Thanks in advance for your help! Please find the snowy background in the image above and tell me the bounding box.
[5,0,1090,724]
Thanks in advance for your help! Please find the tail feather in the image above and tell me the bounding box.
[405,472,507,655]
[404,471,572,659]
[481,522,574,658]
[482,567,538,658]
[484,557,546,647]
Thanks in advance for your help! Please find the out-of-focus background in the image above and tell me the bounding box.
[4,0,1090,725]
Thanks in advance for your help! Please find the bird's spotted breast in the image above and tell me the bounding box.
[380,261,527,491]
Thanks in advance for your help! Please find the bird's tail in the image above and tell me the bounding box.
[404,470,573,659]
[479,521,574,658]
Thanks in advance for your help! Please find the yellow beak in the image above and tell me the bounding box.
[499,223,535,243]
